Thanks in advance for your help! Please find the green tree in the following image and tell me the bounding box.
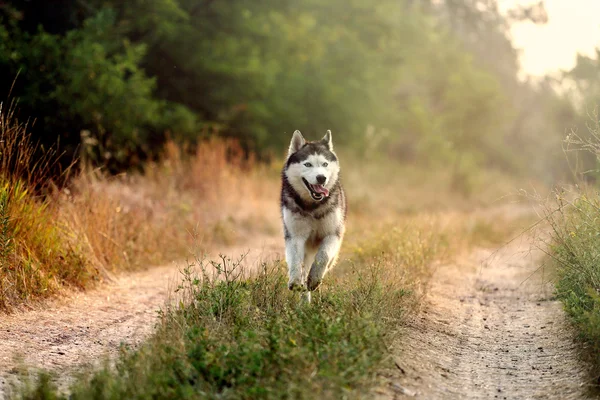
[0,0,583,184]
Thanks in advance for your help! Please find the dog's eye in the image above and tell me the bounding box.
[304,162,312,167]
[323,162,328,167]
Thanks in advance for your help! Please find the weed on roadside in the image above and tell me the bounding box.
[545,191,600,370]
[544,114,600,378]
[0,104,95,310]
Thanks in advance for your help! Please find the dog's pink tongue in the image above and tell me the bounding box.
[313,185,329,196]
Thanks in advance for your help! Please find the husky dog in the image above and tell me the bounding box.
[281,130,347,295]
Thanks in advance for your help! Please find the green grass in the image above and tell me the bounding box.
[15,219,455,400]
[547,191,600,371]
[0,180,94,309]
[17,264,404,399]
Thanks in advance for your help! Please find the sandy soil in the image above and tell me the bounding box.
[0,235,284,398]
[375,235,597,399]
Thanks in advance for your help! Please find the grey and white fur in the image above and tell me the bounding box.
[281,130,347,299]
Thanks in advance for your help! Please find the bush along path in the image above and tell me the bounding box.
[375,235,596,399]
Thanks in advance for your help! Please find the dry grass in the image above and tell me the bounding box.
[341,148,543,217]
[339,206,528,314]
[58,140,278,275]
[0,103,94,309]
[0,105,278,310]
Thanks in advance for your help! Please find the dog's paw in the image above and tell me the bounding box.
[306,275,321,291]
[288,277,305,291]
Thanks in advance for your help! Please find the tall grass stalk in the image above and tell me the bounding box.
[0,103,93,309]
[545,111,600,375]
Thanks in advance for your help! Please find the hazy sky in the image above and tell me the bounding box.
[499,0,600,77]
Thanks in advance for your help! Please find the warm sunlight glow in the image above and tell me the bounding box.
[501,0,600,77]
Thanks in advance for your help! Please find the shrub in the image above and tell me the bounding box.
[0,104,95,310]
[547,114,600,372]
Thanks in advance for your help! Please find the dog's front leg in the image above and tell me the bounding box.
[307,235,341,291]
[285,237,307,291]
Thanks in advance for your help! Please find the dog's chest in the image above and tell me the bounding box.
[283,206,341,239]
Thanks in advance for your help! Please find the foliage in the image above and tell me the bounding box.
[0,0,587,184]
[566,49,600,108]
[425,0,583,183]
[0,8,198,171]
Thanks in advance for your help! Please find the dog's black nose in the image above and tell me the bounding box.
[316,175,326,184]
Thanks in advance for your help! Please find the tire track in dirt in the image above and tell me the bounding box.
[0,235,283,398]
[376,236,596,399]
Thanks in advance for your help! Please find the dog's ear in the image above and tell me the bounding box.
[321,130,333,151]
[288,130,305,156]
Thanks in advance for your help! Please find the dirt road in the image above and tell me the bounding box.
[1,219,596,399]
[0,235,283,398]
[377,236,596,399]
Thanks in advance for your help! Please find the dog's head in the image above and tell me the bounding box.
[284,130,340,202]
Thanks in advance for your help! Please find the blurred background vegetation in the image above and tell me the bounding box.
[0,0,598,184]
